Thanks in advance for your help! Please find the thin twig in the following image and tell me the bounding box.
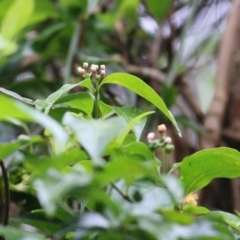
[110,183,133,203]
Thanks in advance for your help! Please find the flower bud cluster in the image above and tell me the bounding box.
[147,124,174,153]
[77,62,106,79]
[183,193,198,207]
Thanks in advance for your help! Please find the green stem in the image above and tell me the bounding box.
[93,87,99,119]
[161,149,168,174]
[64,20,81,85]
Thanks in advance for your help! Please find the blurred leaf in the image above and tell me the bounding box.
[35,78,92,114]
[115,0,139,22]
[208,211,240,231]
[145,0,174,21]
[0,225,50,240]
[100,73,181,136]
[29,0,57,25]
[34,169,91,215]
[184,206,209,215]
[99,101,114,118]
[63,113,127,165]
[0,94,68,154]
[0,34,17,56]
[99,153,153,186]
[1,0,35,40]
[59,0,87,9]
[112,106,149,141]
[180,147,240,194]
[122,141,154,161]
[0,87,34,105]
[116,110,155,144]
[0,135,42,159]
[56,92,94,116]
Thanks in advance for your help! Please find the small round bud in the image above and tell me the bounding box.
[157,124,167,133]
[100,65,106,71]
[83,62,89,69]
[77,67,85,75]
[164,144,174,154]
[164,136,172,145]
[147,132,155,141]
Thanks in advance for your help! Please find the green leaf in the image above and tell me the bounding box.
[184,206,209,215]
[123,141,155,161]
[56,92,94,116]
[99,101,114,118]
[35,78,92,114]
[1,0,35,40]
[98,153,152,185]
[100,73,181,136]
[112,106,148,141]
[0,94,68,154]
[0,87,34,105]
[0,34,17,56]
[145,0,174,21]
[0,135,43,159]
[180,147,240,194]
[34,170,91,215]
[208,211,240,231]
[62,113,127,165]
[0,225,50,240]
[29,0,57,25]
[115,0,139,22]
[116,111,155,144]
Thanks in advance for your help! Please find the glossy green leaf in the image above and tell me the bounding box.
[116,111,155,144]
[56,92,94,116]
[99,101,114,118]
[180,147,240,194]
[145,0,174,21]
[62,113,127,165]
[112,106,148,141]
[0,94,68,154]
[35,78,92,114]
[122,142,155,161]
[100,73,181,136]
[1,0,35,40]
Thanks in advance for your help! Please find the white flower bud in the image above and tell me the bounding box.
[91,65,97,74]
[100,69,105,77]
[100,65,106,71]
[77,67,85,75]
[164,136,172,144]
[147,132,155,141]
[83,62,89,69]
